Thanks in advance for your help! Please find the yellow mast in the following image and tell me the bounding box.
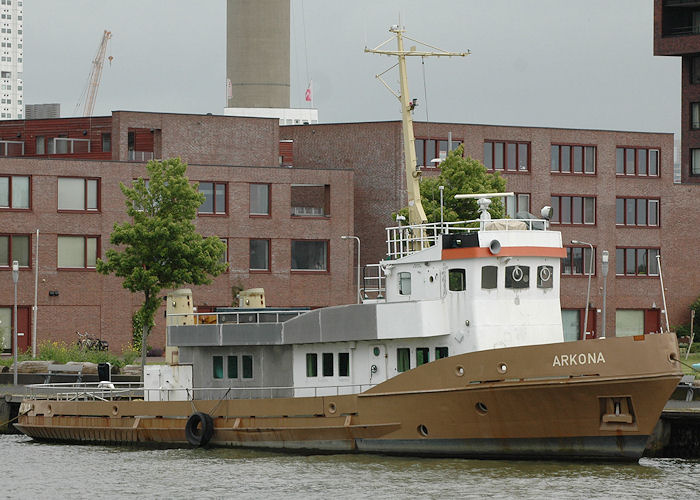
[365,26,469,225]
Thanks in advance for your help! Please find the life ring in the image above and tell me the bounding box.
[511,266,523,282]
[185,412,214,446]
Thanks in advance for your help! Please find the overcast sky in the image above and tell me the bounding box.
[24,0,680,136]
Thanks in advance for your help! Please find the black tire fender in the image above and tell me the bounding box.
[185,412,214,446]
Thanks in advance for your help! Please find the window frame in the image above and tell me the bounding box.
[0,174,30,210]
[550,195,596,225]
[615,146,660,177]
[483,140,530,173]
[57,235,100,270]
[197,181,227,216]
[615,247,660,277]
[561,246,595,277]
[414,137,463,168]
[692,102,700,130]
[57,177,100,213]
[249,183,271,217]
[500,192,530,218]
[249,238,270,272]
[550,144,596,175]
[306,352,318,377]
[0,233,31,268]
[615,197,661,227]
[692,148,700,176]
[290,239,329,273]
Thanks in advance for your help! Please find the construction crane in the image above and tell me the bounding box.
[75,30,113,117]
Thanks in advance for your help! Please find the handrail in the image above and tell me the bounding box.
[167,308,309,325]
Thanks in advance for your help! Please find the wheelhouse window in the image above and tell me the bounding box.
[616,198,660,226]
[448,269,466,291]
[551,145,596,174]
[322,353,333,377]
[250,183,270,215]
[242,355,253,379]
[213,356,223,379]
[483,140,529,172]
[481,266,497,289]
[57,236,98,269]
[198,181,226,215]
[398,272,412,295]
[58,178,99,211]
[615,248,659,276]
[435,347,449,359]
[250,239,270,271]
[505,265,529,288]
[500,193,530,218]
[550,196,595,225]
[397,348,410,373]
[416,347,429,366]
[0,175,29,209]
[306,353,318,377]
[291,240,327,271]
[561,246,594,276]
[0,234,30,267]
[338,352,350,377]
[615,147,659,177]
[537,265,554,288]
[227,355,238,378]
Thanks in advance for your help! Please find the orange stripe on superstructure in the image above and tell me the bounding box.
[442,246,566,260]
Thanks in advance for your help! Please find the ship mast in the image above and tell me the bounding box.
[365,26,469,225]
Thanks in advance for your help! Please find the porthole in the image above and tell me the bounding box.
[475,402,488,415]
[373,347,381,356]
[455,365,465,377]
[417,424,429,437]
[429,276,434,283]
[112,405,119,416]
[328,402,337,414]
[497,362,507,374]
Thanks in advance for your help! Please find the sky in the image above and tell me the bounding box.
[24,0,680,136]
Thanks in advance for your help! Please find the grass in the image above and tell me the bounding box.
[679,351,700,376]
[0,341,140,368]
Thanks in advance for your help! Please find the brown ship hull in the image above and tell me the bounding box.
[16,333,682,461]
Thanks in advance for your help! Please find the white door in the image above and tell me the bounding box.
[368,344,388,386]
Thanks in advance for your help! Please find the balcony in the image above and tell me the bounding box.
[0,140,24,156]
[48,138,90,155]
[128,150,154,162]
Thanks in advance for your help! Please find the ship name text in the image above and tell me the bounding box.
[552,352,606,367]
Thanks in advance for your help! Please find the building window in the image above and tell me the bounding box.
[58,178,99,211]
[435,347,449,359]
[550,196,595,225]
[219,238,228,265]
[615,248,659,277]
[692,56,700,84]
[291,184,329,217]
[250,183,270,215]
[692,103,700,130]
[616,198,660,226]
[0,234,29,267]
[322,353,333,377]
[416,347,429,366]
[242,355,253,379]
[615,310,645,337]
[35,136,44,155]
[481,266,497,289]
[213,356,223,379]
[615,147,659,176]
[57,236,98,269]
[227,355,238,378]
[500,193,530,218]
[483,140,529,172]
[398,271,412,295]
[249,239,270,271]
[198,181,226,215]
[562,246,595,276]
[537,265,554,288]
[397,348,410,373]
[338,352,350,377]
[692,148,700,176]
[306,353,318,377]
[291,240,327,271]
[102,133,111,152]
[448,268,466,291]
[505,265,530,288]
[415,137,463,167]
[0,175,29,209]
[551,145,595,174]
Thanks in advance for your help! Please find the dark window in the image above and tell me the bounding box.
[306,353,317,377]
[537,265,554,288]
[484,141,529,172]
[616,248,659,277]
[213,356,223,379]
[481,266,497,289]
[127,131,135,151]
[505,265,529,288]
[435,347,449,359]
[416,137,462,167]
[397,348,410,372]
[250,184,270,215]
[448,269,466,291]
[338,352,350,377]
[242,355,253,379]
[198,182,226,214]
[101,133,111,152]
[291,240,327,271]
[227,356,238,378]
[250,239,270,270]
[322,353,333,377]
[0,234,30,267]
[398,272,411,295]
[616,147,660,177]
[561,246,594,276]
[416,347,429,366]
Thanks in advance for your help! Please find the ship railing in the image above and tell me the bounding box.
[386,218,549,260]
[362,263,386,300]
[167,308,309,326]
[188,384,378,400]
[25,382,145,402]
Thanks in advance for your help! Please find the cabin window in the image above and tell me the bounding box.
[481,266,498,289]
[436,347,449,359]
[398,272,412,295]
[227,355,238,378]
[505,265,530,288]
[537,265,554,288]
[242,355,253,379]
[448,269,466,292]
[397,348,410,372]
[339,353,350,377]
[306,353,318,377]
[213,356,223,379]
[416,348,429,366]
[322,353,334,376]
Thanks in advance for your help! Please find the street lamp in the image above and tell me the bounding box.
[571,240,593,340]
[601,250,609,339]
[12,260,19,386]
[341,236,361,304]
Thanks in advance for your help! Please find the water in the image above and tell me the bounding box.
[3,434,699,499]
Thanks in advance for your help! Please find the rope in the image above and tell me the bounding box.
[208,387,232,417]
[421,56,430,123]
[676,357,700,373]
[0,409,29,429]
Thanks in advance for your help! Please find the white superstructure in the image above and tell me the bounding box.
[0,0,22,120]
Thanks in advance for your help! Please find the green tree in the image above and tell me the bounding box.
[97,158,227,376]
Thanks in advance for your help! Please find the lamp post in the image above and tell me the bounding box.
[571,240,593,340]
[12,260,19,386]
[341,236,361,304]
[601,250,609,338]
[439,185,445,233]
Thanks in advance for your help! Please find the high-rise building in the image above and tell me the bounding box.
[0,0,22,120]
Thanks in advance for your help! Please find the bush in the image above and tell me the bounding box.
[0,341,141,368]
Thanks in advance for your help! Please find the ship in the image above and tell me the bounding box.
[15,26,682,460]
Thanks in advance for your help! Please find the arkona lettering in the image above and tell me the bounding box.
[552,352,605,367]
